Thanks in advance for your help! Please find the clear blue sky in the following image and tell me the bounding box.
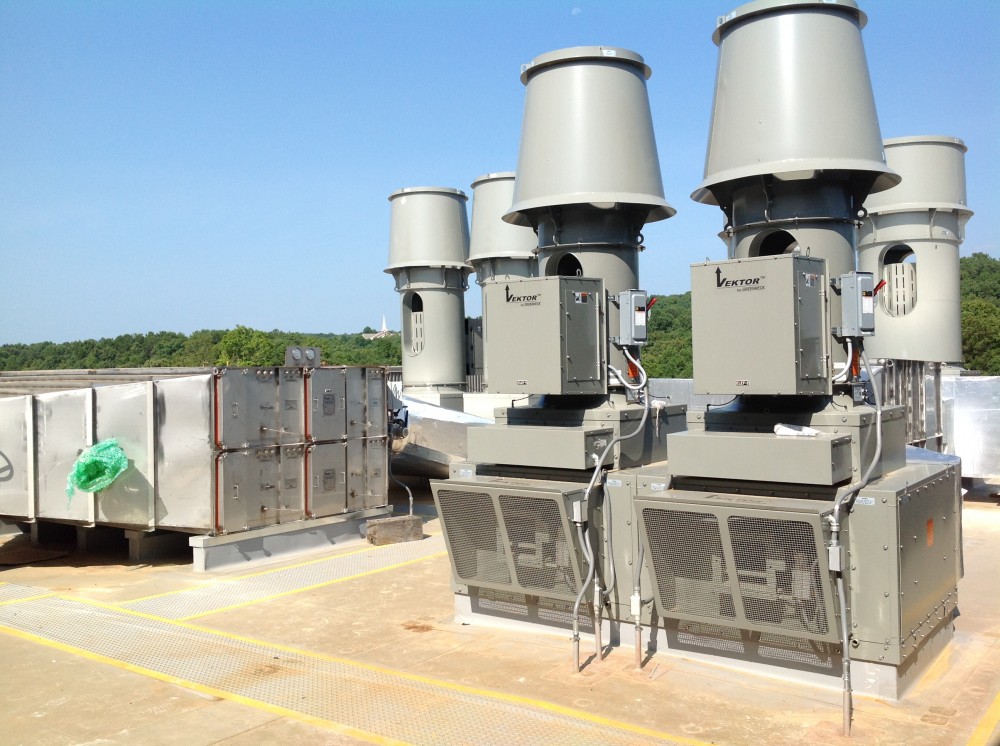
[2,0,997,345]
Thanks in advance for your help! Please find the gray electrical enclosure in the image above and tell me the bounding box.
[692,255,829,396]
[484,276,606,396]
[835,272,876,337]
[614,290,648,346]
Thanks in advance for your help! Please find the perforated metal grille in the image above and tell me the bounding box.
[643,509,733,620]
[499,494,577,599]
[475,588,592,631]
[727,516,828,636]
[673,620,838,671]
[437,490,511,586]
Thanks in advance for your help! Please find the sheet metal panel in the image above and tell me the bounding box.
[365,438,389,509]
[942,375,1000,480]
[308,367,347,442]
[278,368,307,446]
[346,439,366,512]
[366,368,388,438]
[308,442,347,517]
[0,396,32,519]
[215,367,279,449]
[155,375,215,531]
[217,447,281,533]
[35,389,94,523]
[95,382,155,528]
[278,445,306,522]
[346,368,367,441]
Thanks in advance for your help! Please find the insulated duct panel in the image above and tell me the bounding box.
[636,492,838,643]
[432,479,586,602]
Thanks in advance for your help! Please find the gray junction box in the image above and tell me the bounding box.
[692,255,829,396]
[484,276,606,397]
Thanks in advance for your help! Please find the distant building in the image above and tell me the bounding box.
[362,315,397,340]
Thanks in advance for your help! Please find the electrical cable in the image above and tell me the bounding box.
[826,344,883,737]
[573,346,651,672]
[832,338,853,383]
[572,522,597,673]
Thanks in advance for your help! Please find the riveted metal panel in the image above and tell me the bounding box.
[278,368,307,445]
[346,439,366,512]
[308,442,347,517]
[215,367,279,449]
[308,367,347,442]
[278,445,306,523]
[217,447,281,533]
[346,368,367,441]
[365,438,388,509]
[366,368,388,438]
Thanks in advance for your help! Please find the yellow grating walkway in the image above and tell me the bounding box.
[0,586,685,745]
[121,534,448,620]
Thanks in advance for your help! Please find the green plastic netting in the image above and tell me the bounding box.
[66,439,129,497]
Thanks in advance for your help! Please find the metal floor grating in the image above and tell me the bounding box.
[0,589,676,745]
[122,534,447,620]
[0,581,52,603]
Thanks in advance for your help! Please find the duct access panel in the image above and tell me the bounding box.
[484,276,606,396]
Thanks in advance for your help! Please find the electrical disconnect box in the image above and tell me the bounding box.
[484,276,606,396]
[615,290,649,346]
[691,254,829,396]
[834,272,876,337]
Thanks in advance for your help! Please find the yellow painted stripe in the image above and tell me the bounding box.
[177,551,447,621]
[967,687,1000,746]
[122,543,382,604]
[0,592,55,606]
[0,623,410,746]
[69,597,707,745]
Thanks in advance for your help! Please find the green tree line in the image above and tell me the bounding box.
[2,253,997,374]
[0,327,403,371]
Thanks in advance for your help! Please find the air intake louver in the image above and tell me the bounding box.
[637,495,838,643]
[433,481,586,602]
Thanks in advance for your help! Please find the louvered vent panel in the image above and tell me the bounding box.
[727,515,829,636]
[642,509,735,620]
[499,494,578,599]
[437,490,511,586]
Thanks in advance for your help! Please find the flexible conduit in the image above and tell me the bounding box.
[828,346,883,737]
[572,347,651,673]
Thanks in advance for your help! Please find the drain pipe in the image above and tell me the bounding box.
[827,345,883,737]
